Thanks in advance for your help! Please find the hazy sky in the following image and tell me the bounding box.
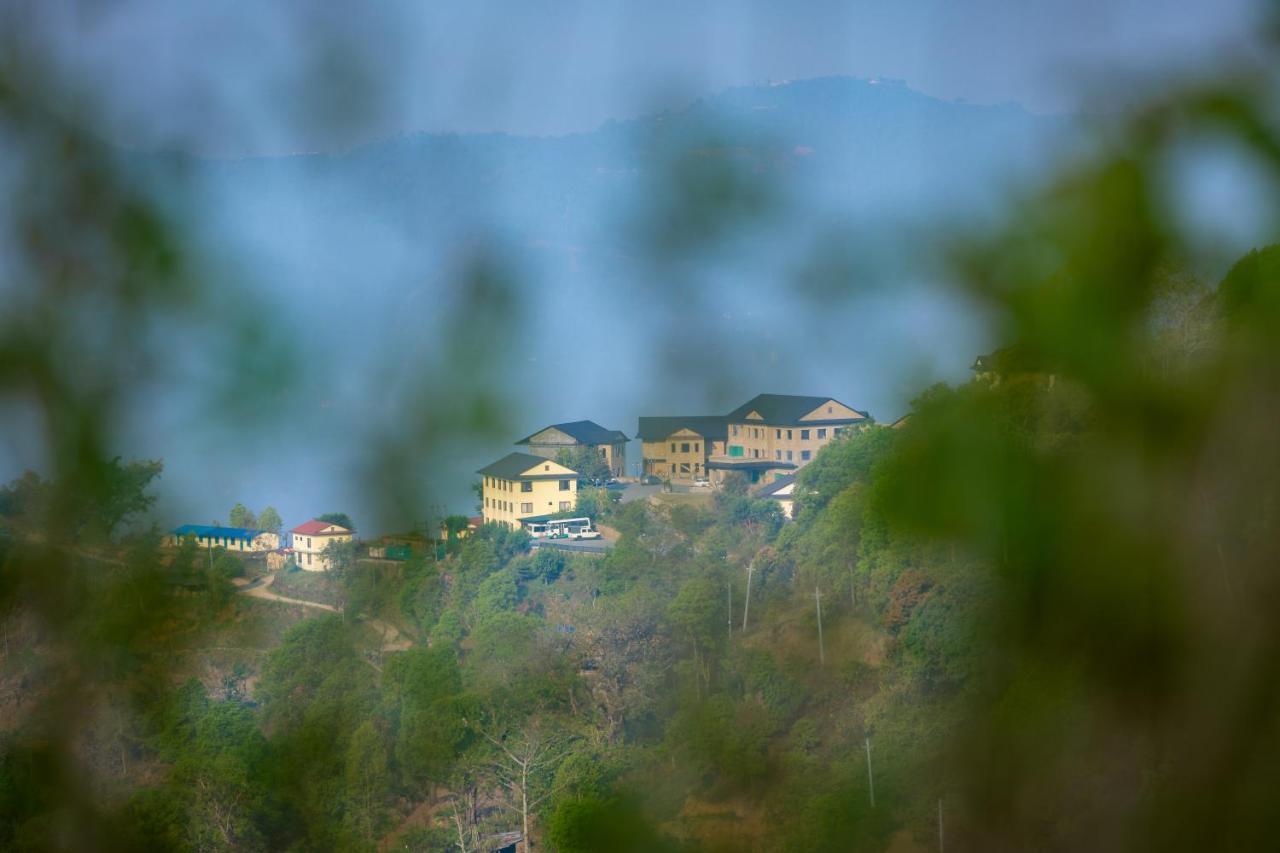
[6,1,1269,532]
[31,0,1262,154]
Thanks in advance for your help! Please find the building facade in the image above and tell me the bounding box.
[636,416,728,482]
[708,394,870,485]
[478,452,579,530]
[290,519,354,571]
[168,525,280,552]
[514,420,629,478]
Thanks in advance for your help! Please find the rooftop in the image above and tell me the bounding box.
[636,415,728,442]
[171,524,267,541]
[515,419,628,446]
[725,393,869,426]
[478,451,577,480]
[291,519,351,535]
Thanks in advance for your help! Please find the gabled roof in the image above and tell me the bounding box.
[515,420,628,446]
[636,415,728,442]
[292,519,351,535]
[724,394,869,426]
[172,524,267,541]
[756,474,797,498]
[478,451,578,480]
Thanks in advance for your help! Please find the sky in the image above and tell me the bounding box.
[28,0,1263,154]
[4,1,1270,533]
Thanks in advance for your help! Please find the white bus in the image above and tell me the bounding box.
[526,517,600,540]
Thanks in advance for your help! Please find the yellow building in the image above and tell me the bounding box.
[514,420,629,478]
[636,416,728,482]
[168,524,280,552]
[708,394,870,485]
[478,452,579,530]
[291,519,354,572]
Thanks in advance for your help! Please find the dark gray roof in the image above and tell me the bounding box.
[636,415,728,442]
[755,474,796,497]
[478,452,575,480]
[724,394,869,426]
[515,420,628,446]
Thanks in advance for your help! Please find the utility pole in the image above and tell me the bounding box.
[741,562,755,632]
[814,585,825,666]
[938,797,944,853]
[865,736,876,808]
[727,580,732,638]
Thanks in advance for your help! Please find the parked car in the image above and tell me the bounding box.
[641,474,662,485]
[692,478,711,488]
[571,528,602,540]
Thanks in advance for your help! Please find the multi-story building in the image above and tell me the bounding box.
[168,524,280,553]
[708,394,870,485]
[514,420,629,478]
[636,416,728,482]
[290,519,354,571]
[478,452,579,530]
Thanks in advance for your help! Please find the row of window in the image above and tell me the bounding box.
[668,462,701,474]
[485,498,574,514]
[484,476,574,493]
[669,442,701,454]
[730,424,845,440]
[774,449,812,462]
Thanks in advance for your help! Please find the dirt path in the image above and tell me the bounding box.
[235,574,413,651]
[235,572,339,612]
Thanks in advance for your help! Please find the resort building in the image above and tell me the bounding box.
[478,452,579,530]
[168,525,280,553]
[514,420,629,478]
[636,416,728,482]
[708,394,870,485]
[290,519,354,571]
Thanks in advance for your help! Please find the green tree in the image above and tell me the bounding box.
[258,505,282,535]
[344,721,390,848]
[229,502,257,529]
[318,512,355,531]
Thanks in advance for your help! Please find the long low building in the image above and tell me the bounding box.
[168,524,280,553]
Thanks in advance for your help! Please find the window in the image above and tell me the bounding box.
[680,463,690,474]
[775,429,781,439]
[671,463,676,473]
[559,501,571,511]
[834,427,844,435]
[787,429,793,440]
[800,429,810,440]
[817,428,827,439]
[775,450,781,460]
[559,479,570,491]
[521,502,533,514]
[827,406,833,413]
[694,443,699,453]
[732,425,739,436]
[307,553,313,565]
[786,450,793,461]
[681,442,690,452]
[801,450,811,461]
[521,481,533,492]
[671,442,676,452]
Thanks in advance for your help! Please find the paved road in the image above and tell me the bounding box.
[532,538,613,554]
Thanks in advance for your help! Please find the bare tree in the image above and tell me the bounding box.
[475,718,574,851]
